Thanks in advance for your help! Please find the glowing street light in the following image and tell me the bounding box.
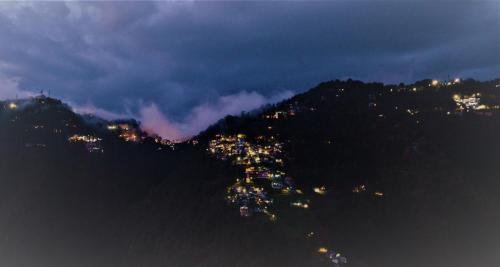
[8,102,17,109]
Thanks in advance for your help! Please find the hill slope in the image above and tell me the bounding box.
[1,78,500,267]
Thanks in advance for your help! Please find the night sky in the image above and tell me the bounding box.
[0,1,498,139]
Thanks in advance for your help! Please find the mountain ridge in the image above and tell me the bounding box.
[1,77,499,267]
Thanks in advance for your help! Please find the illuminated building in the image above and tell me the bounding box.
[313,186,327,195]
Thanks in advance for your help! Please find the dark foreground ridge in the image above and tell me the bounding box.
[1,78,499,267]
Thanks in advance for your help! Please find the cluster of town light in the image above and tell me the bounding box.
[68,134,104,153]
[208,130,351,266]
[209,133,314,220]
[68,134,102,143]
[67,123,141,153]
[452,93,491,111]
[430,78,461,87]
[107,123,140,142]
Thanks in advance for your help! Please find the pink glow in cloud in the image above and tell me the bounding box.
[138,103,184,141]
[66,90,293,142]
[138,90,293,141]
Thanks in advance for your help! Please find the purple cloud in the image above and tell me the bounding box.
[0,1,498,135]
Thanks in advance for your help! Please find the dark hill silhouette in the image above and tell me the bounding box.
[1,78,500,267]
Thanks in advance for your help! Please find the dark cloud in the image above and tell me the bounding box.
[0,1,498,138]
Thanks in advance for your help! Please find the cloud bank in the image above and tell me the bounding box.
[71,89,292,140]
[0,1,498,138]
[139,103,184,141]
[138,90,293,140]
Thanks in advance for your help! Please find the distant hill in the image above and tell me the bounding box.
[1,78,499,267]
